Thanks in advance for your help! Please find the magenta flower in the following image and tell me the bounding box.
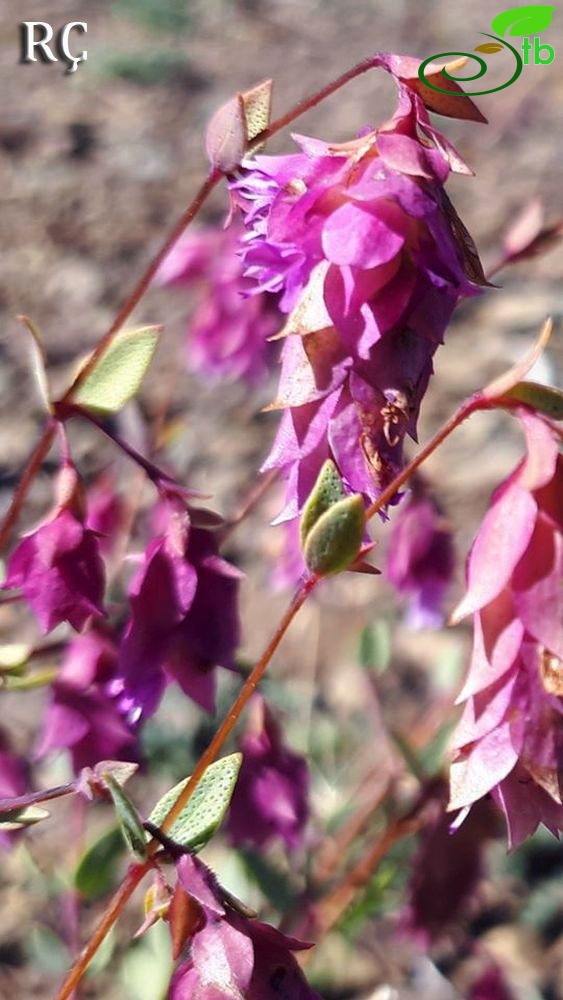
[0,731,28,849]
[36,629,138,773]
[450,410,563,847]
[119,496,242,718]
[230,60,485,527]
[87,473,127,557]
[156,225,279,385]
[169,854,320,999]
[402,784,497,945]
[385,479,454,629]
[3,468,105,633]
[227,696,309,850]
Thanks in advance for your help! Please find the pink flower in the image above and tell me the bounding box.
[36,630,138,773]
[119,496,242,718]
[3,467,105,633]
[156,226,279,385]
[230,61,485,527]
[450,411,563,847]
[169,854,320,999]
[227,696,309,850]
[385,479,454,629]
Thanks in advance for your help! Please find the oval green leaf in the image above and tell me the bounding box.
[74,325,160,414]
[300,459,346,546]
[147,752,242,852]
[104,772,148,862]
[502,380,563,419]
[74,826,126,899]
[303,493,365,576]
[491,5,556,37]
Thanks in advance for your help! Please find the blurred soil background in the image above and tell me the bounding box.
[0,1,562,998]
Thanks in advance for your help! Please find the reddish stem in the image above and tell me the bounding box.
[365,394,482,521]
[0,783,75,813]
[56,862,151,1000]
[159,574,317,835]
[0,423,56,555]
[61,169,222,403]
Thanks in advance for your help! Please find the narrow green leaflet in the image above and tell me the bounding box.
[0,805,49,831]
[104,772,148,862]
[147,752,242,852]
[491,5,556,36]
[73,325,160,414]
[74,827,126,899]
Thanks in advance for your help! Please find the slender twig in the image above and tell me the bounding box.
[365,394,482,521]
[0,782,75,813]
[61,169,222,403]
[0,423,56,555]
[219,468,280,543]
[56,862,151,1000]
[158,574,317,835]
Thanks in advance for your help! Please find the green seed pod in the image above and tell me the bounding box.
[300,459,346,547]
[303,494,365,576]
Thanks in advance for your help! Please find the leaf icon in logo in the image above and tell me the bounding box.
[474,42,505,53]
[491,4,556,37]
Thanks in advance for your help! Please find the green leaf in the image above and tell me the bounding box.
[303,494,365,576]
[74,325,160,414]
[359,622,391,674]
[74,826,126,899]
[26,926,71,976]
[243,79,273,143]
[502,381,563,419]
[300,459,346,546]
[104,773,148,861]
[147,752,242,852]
[0,642,31,675]
[0,805,49,831]
[491,5,556,36]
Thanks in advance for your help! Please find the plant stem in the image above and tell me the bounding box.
[61,169,222,403]
[158,574,318,835]
[0,423,56,555]
[56,862,151,1000]
[0,783,75,813]
[219,468,280,544]
[365,394,482,521]
[56,575,317,993]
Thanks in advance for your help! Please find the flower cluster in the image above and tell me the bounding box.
[37,629,138,774]
[169,854,321,999]
[450,410,563,847]
[119,493,242,719]
[227,695,309,850]
[156,225,279,385]
[230,59,486,528]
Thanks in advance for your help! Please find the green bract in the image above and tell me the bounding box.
[303,494,365,576]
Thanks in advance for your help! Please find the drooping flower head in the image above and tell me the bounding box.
[169,854,321,999]
[119,494,242,720]
[156,225,279,385]
[227,695,309,850]
[385,476,455,629]
[3,462,105,634]
[36,628,138,773]
[230,57,487,525]
[450,410,563,847]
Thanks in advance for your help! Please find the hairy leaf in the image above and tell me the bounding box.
[74,325,160,414]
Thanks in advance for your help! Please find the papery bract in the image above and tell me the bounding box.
[170,854,320,999]
[450,410,563,847]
